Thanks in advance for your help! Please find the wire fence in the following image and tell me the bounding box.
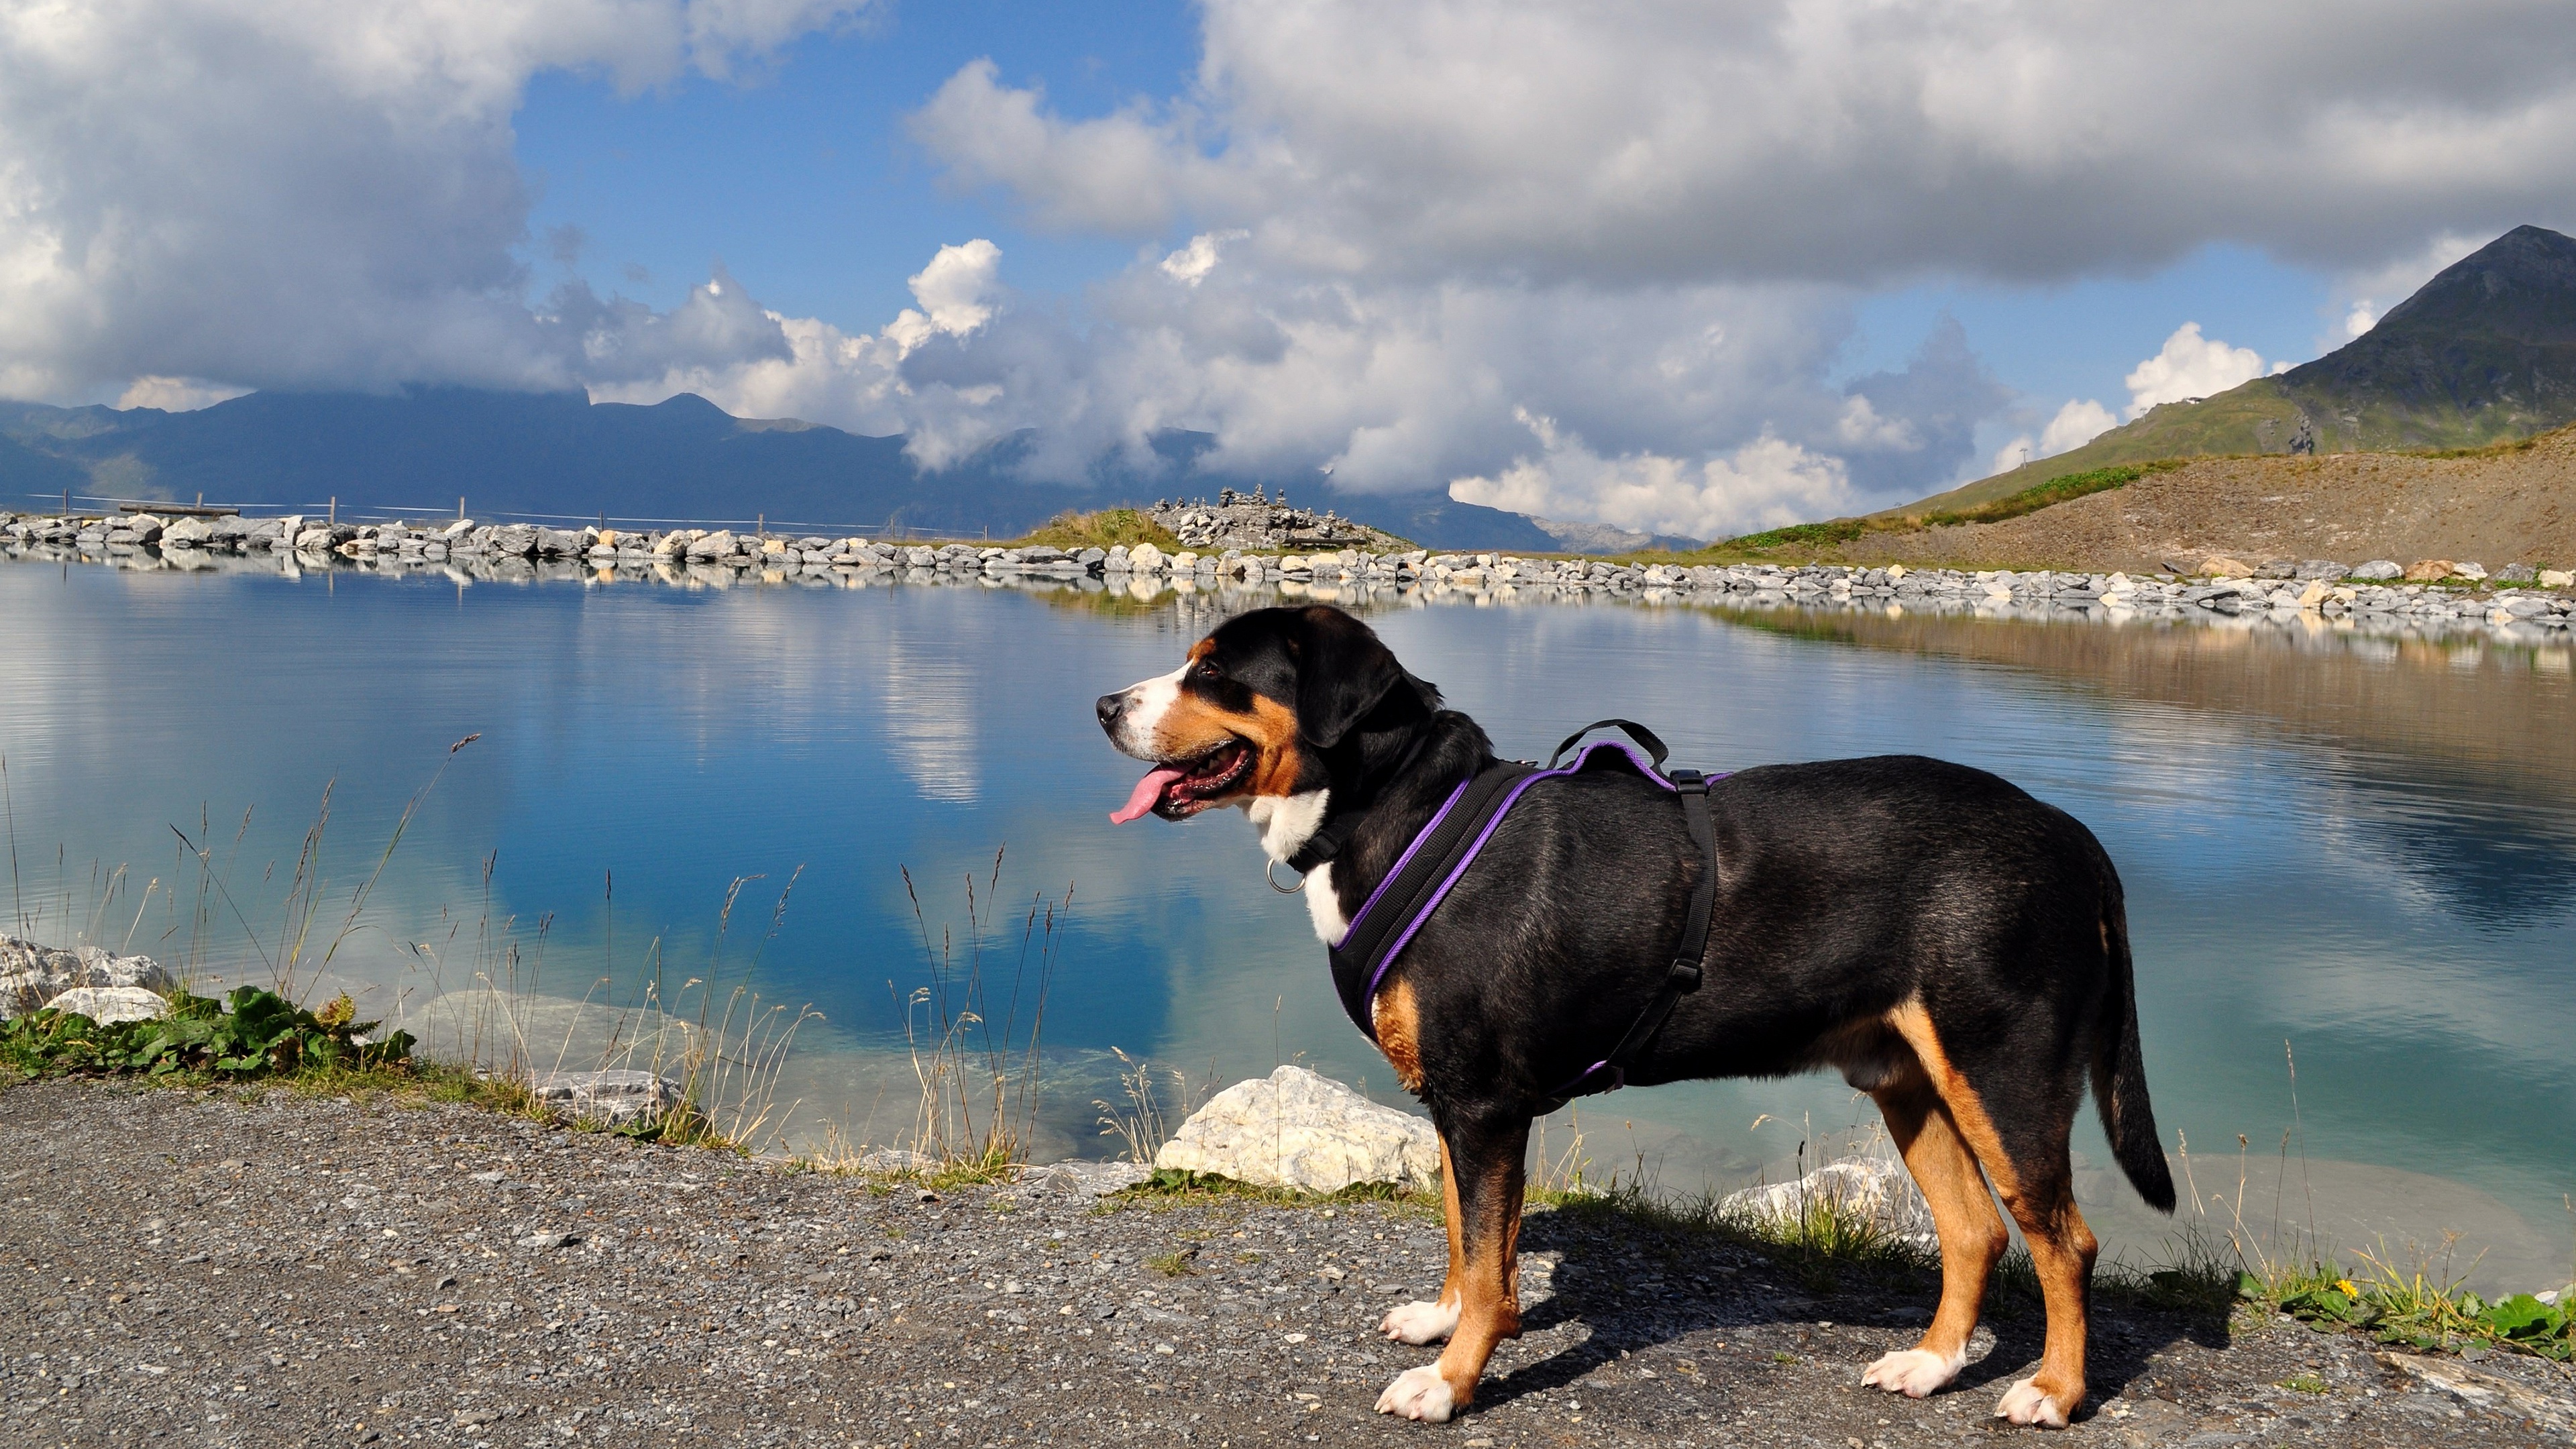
[15,490,985,541]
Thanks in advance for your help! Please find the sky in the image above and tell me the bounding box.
[6,1,2573,537]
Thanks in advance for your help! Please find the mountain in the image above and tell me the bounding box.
[1886,223,2576,517]
[0,387,1561,550]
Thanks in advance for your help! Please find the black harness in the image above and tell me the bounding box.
[1303,718,1723,1106]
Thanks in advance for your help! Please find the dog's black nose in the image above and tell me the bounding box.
[1096,692,1128,732]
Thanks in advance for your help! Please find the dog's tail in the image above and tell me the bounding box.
[2092,866,2176,1213]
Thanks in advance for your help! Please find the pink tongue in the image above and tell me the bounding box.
[1110,767,1187,824]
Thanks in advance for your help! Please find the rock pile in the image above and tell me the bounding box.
[0,935,173,1020]
[1144,489,1398,553]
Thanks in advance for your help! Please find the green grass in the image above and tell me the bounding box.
[1905,460,2190,529]
[1010,508,1184,553]
[2233,1252,2575,1362]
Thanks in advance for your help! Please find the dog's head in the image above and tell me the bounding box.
[1097,605,1432,823]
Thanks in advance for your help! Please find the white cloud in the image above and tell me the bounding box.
[0,0,877,403]
[2041,398,2117,455]
[1158,231,1248,288]
[916,1,2576,287]
[114,376,253,412]
[1835,395,1919,450]
[1448,408,1854,541]
[589,241,1003,444]
[2123,323,2270,419]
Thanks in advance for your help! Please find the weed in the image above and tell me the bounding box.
[1145,1247,1201,1277]
[1,985,413,1079]
[1093,1047,1203,1165]
[2278,1373,2331,1395]
[893,848,1069,1174]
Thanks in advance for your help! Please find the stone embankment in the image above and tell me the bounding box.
[9,509,2574,643]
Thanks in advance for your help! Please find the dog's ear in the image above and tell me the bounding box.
[1287,606,1412,749]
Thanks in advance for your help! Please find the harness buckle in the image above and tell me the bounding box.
[1669,959,1704,991]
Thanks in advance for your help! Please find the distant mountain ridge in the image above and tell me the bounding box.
[1888,223,2576,518]
[0,387,1573,552]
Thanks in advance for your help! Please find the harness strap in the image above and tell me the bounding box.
[1326,761,1533,1038]
[1542,767,1715,1106]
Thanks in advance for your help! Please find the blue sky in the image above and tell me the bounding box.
[515,7,2339,427]
[7,0,2566,534]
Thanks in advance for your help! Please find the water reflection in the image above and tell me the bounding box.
[2,563,2569,1293]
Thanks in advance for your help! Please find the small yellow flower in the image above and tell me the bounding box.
[2337,1279,2360,1298]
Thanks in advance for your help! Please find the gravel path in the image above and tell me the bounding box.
[6,1079,2570,1446]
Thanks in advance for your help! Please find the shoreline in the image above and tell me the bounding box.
[8,510,2575,647]
[7,1075,2571,1444]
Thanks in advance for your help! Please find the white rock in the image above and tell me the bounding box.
[1,936,175,1017]
[160,517,215,547]
[42,985,171,1024]
[2540,570,2574,590]
[1719,1156,1935,1244]
[1128,541,1165,572]
[1154,1065,1440,1193]
[530,1069,680,1126]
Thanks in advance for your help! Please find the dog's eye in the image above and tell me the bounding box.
[1193,661,1222,680]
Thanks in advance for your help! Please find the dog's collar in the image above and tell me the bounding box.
[1283,727,1438,875]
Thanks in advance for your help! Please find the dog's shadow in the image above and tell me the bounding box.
[1461,1210,2231,1422]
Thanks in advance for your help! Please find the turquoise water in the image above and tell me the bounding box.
[3,561,2571,1291]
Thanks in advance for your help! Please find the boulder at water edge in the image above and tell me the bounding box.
[1154,1065,1440,1193]
[1,936,175,1018]
[531,1069,681,1126]
[1718,1157,1937,1246]
[41,985,172,1024]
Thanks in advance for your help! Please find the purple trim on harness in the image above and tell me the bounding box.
[1361,741,1674,1009]
[1338,773,1474,945]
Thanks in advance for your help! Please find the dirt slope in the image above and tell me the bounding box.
[1827,427,2576,573]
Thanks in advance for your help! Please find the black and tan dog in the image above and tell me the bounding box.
[1097,604,2174,1428]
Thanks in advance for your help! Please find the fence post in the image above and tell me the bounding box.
[458,496,465,522]
[329,496,337,527]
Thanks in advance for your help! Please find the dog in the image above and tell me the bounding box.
[1097,603,2174,1428]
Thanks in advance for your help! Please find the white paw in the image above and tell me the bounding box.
[1379,1298,1460,1345]
[1375,1364,1457,1422]
[1861,1347,1964,1398]
[1994,1376,2071,1429]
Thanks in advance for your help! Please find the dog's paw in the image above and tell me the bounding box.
[1993,1377,2072,1429]
[1379,1298,1460,1345]
[1861,1347,1964,1398]
[1375,1365,1457,1421]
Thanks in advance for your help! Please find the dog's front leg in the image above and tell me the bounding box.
[1381,1137,1466,1345]
[1377,1113,1529,1422]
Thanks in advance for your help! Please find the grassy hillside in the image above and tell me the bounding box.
[1880,224,2576,521]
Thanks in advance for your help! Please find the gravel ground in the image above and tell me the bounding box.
[1827,428,2576,574]
[6,1079,2571,1448]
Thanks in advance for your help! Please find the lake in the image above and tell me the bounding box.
[3,556,2571,1293]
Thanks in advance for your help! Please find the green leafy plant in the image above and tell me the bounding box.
[1,986,415,1080]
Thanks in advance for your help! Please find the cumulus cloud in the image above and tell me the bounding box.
[1448,409,1855,541]
[0,0,875,402]
[915,1,2576,286]
[589,241,1005,441]
[2123,323,2273,418]
[2041,398,2118,455]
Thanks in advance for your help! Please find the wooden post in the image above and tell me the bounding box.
[458,496,466,522]
[329,496,337,526]
[757,513,765,539]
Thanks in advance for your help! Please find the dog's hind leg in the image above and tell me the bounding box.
[1377,1114,1529,1422]
[1381,1137,1464,1345]
[1862,1071,2007,1399]
[1888,1002,2096,1428]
